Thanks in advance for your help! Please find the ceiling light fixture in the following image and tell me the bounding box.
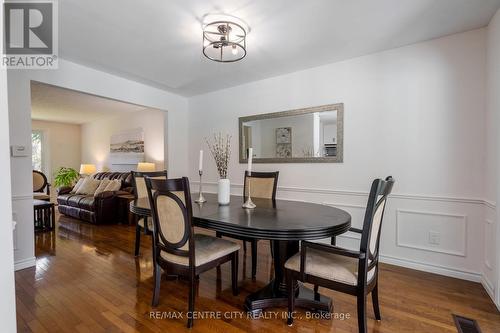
[202,20,247,62]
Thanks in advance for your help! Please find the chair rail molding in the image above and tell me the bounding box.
[192,181,492,206]
[193,180,488,284]
[484,200,496,210]
[12,194,34,201]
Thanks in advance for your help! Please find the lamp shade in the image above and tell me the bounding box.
[79,164,96,175]
[137,162,156,172]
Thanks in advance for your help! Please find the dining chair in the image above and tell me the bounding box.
[131,170,168,256]
[33,170,51,201]
[217,170,279,279]
[145,176,240,328]
[284,176,394,333]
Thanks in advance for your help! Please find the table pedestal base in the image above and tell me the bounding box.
[244,280,332,315]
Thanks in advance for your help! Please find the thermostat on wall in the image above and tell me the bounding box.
[10,145,29,157]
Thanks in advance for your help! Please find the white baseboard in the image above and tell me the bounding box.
[379,254,482,282]
[480,275,497,306]
[14,257,36,271]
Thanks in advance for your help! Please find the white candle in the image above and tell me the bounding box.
[198,150,203,171]
[247,148,253,173]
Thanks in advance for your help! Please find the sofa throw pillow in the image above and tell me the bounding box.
[93,178,111,197]
[70,178,85,194]
[104,179,121,192]
[75,177,101,195]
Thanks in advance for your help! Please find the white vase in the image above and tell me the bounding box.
[218,178,230,205]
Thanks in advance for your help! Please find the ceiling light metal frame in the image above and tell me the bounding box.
[202,20,247,63]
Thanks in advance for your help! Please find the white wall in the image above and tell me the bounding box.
[486,8,500,309]
[189,29,487,282]
[31,120,82,184]
[257,113,314,158]
[81,108,166,171]
[0,69,18,332]
[8,59,188,270]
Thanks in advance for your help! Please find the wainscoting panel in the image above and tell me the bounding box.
[323,203,365,231]
[484,219,494,270]
[12,194,36,271]
[192,181,486,285]
[482,204,497,305]
[396,209,467,257]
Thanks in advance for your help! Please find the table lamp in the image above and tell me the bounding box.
[79,164,96,176]
[137,162,156,172]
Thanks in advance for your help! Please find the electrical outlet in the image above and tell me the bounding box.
[12,212,17,230]
[428,231,440,245]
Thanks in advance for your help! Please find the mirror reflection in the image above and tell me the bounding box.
[239,104,343,163]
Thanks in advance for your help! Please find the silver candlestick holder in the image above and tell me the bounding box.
[195,170,206,203]
[242,175,256,209]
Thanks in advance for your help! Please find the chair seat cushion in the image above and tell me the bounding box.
[33,192,50,200]
[160,234,240,267]
[67,195,94,210]
[77,196,95,210]
[284,248,375,286]
[57,193,73,205]
[137,217,153,230]
[66,195,85,207]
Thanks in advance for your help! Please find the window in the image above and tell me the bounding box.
[32,130,44,172]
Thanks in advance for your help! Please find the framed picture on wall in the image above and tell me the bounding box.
[276,127,292,144]
[109,127,145,171]
[276,143,292,158]
[276,127,292,158]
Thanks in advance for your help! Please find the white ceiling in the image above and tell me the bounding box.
[59,0,500,96]
[31,82,149,124]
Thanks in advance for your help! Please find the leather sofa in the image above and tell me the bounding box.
[57,172,133,224]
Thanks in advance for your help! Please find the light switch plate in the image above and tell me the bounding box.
[428,231,441,245]
[10,145,29,157]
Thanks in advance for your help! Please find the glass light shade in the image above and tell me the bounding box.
[137,162,156,172]
[79,164,96,175]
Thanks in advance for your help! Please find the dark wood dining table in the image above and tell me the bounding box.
[130,193,351,314]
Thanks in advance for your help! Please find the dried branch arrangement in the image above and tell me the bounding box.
[206,133,231,179]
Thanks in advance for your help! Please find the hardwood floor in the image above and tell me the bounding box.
[16,214,500,333]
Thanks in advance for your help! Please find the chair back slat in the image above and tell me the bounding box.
[145,177,193,258]
[33,170,48,193]
[131,170,168,199]
[359,176,394,277]
[243,171,279,200]
[369,197,387,256]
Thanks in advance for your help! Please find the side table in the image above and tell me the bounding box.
[116,194,135,225]
[33,199,55,232]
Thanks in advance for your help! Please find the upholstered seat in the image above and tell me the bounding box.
[284,177,395,333]
[67,195,88,208]
[33,192,50,201]
[56,193,72,205]
[57,171,134,224]
[137,218,153,230]
[145,177,239,328]
[217,170,279,279]
[160,233,240,266]
[131,170,168,256]
[77,196,95,210]
[285,248,375,286]
[33,170,50,201]
[244,176,277,199]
